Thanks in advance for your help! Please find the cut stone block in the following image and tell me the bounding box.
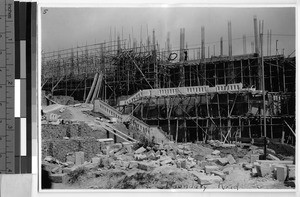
[195,174,222,185]
[216,158,229,166]
[75,151,85,166]
[276,165,287,182]
[128,161,138,169]
[287,165,295,180]
[177,149,184,155]
[244,164,253,170]
[91,157,100,164]
[66,155,75,163]
[160,158,173,166]
[257,163,272,177]
[138,162,156,171]
[134,154,147,161]
[251,167,258,177]
[205,165,219,174]
[226,154,236,164]
[211,170,226,180]
[135,147,146,154]
[250,154,260,164]
[148,153,157,160]
[191,171,222,185]
[155,150,161,157]
[205,154,220,162]
[179,159,187,169]
[211,150,220,155]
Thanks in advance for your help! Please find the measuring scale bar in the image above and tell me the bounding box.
[0,0,15,174]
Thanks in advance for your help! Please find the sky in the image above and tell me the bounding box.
[41,7,295,56]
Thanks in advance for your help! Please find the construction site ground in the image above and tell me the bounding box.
[42,102,295,190]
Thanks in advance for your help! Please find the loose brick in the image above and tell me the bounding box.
[205,165,219,174]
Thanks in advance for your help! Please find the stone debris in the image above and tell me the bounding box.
[216,158,229,166]
[287,165,295,180]
[41,134,295,189]
[205,165,219,174]
[250,154,260,164]
[267,154,280,161]
[211,170,226,180]
[138,161,156,171]
[135,147,146,154]
[276,165,287,182]
[211,150,220,155]
[191,171,223,185]
[134,154,147,161]
[226,154,236,164]
[75,151,85,166]
[222,166,233,175]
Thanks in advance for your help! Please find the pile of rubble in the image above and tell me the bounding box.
[42,140,295,189]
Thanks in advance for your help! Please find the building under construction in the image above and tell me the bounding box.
[42,17,295,144]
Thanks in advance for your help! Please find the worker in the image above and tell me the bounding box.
[184,50,188,61]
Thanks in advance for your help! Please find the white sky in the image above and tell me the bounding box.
[41,7,295,56]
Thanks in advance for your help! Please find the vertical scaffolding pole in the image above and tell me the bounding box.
[243,34,246,55]
[220,37,223,56]
[269,30,272,56]
[201,26,205,60]
[254,16,259,54]
[228,21,232,57]
[260,20,267,160]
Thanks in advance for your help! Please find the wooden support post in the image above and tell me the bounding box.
[175,119,179,143]
[195,96,199,141]
[248,118,251,138]
[201,26,205,60]
[238,117,242,138]
[270,117,273,139]
[282,59,286,92]
[240,60,243,84]
[214,63,217,86]
[220,37,223,56]
[206,118,210,141]
[184,119,187,142]
[281,130,285,144]
[254,16,259,54]
[223,62,226,84]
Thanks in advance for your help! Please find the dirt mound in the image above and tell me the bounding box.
[268,141,295,157]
